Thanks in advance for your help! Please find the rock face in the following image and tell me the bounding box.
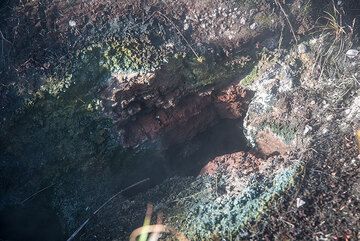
[80,150,302,241]
[163,155,301,240]
[243,52,310,156]
[199,151,261,176]
[100,71,253,147]
[0,0,321,240]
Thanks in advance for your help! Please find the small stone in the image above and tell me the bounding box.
[184,23,189,30]
[296,198,306,208]
[165,42,174,48]
[346,49,359,59]
[69,20,76,27]
[322,128,329,134]
[250,23,257,30]
[303,125,312,135]
[240,17,246,25]
[326,114,333,121]
[297,43,307,54]
[249,9,256,16]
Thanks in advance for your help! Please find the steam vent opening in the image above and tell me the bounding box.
[1,0,360,241]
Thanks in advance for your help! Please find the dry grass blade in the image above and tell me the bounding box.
[356,130,360,152]
[130,225,189,241]
[21,183,55,204]
[130,202,189,241]
[274,0,298,43]
[66,178,150,241]
[321,11,346,38]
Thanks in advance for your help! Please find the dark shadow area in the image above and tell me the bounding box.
[164,119,249,176]
[0,195,64,241]
[0,118,249,241]
[112,118,249,198]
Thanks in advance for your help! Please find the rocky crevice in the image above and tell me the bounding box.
[1,0,360,240]
[100,71,253,147]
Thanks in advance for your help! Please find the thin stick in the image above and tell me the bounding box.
[130,224,189,241]
[274,0,298,43]
[155,11,200,59]
[0,29,11,67]
[66,178,150,241]
[278,23,285,50]
[0,29,12,45]
[66,219,90,241]
[21,183,55,204]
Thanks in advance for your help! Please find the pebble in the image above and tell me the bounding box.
[250,23,257,30]
[184,23,189,30]
[322,128,329,134]
[240,17,246,25]
[326,114,333,121]
[69,20,76,27]
[296,198,306,208]
[346,49,359,59]
[297,43,307,54]
[303,125,312,135]
[249,9,256,16]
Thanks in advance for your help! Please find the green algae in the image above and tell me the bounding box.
[164,51,253,89]
[240,65,259,86]
[262,121,297,144]
[39,33,173,98]
[158,160,303,240]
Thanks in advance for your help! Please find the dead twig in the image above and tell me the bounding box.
[66,178,150,241]
[131,204,188,241]
[155,11,201,60]
[21,183,55,205]
[0,29,12,45]
[130,224,189,241]
[274,0,298,43]
[0,29,12,67]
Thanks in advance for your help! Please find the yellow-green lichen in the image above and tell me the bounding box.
[264,122,297,144]
[167,52,253,88]
[38,36,172,98]
[159,161,303,240]
[240,66,259,86]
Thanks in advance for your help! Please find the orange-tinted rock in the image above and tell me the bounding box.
[121,94,216,146]
[199,151,263,176]
[109,78,252,147]
[255,129,290,156]
[215,85,253,119]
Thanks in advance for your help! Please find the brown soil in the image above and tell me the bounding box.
[0,0,359,240]
[253,130,360,240]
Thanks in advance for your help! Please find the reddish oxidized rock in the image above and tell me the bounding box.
[199,151,263,176]
[215,84,253,119]
[118,84,252,147]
